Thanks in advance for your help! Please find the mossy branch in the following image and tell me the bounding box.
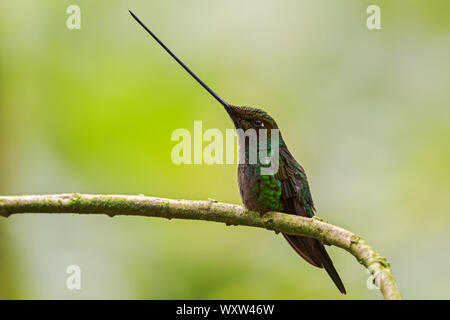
[0,193,401,299]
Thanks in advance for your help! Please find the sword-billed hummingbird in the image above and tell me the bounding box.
[129,10,346,294]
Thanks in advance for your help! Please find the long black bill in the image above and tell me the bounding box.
[129,10,230,109]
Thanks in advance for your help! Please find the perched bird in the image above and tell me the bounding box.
[226,105,346,294]
[130,10,346,294]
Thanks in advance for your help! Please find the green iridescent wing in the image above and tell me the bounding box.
[275,146,346,294]
[275,147,315,217]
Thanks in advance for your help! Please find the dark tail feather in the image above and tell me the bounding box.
[316,241,346,294]
[284,234,346,294]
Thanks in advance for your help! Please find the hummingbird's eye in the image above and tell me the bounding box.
[253,119,264,127]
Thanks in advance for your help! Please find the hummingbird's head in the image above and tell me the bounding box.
[224,105,279,131]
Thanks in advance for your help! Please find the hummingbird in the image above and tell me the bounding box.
[129,10,346,294]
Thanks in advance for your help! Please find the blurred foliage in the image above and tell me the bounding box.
[0,0,449,299]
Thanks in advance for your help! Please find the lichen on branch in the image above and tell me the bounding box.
[0,193,401,300]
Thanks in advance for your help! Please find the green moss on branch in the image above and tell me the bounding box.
[0,193,401,300]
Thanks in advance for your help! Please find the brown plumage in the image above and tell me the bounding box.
[228,105,346,294]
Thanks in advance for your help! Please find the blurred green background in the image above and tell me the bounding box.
[0,0,449,299]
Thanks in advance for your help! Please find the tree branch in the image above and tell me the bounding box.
[0,193,401,300]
